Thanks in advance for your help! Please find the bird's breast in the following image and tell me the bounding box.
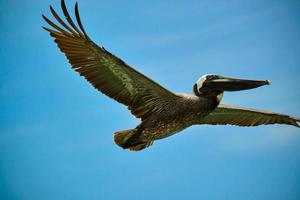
[139,94,220,141]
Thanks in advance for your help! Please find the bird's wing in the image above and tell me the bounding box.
[42,0,180,120]
[196,104,300,128]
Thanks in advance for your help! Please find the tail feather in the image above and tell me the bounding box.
[114,129,153,151]
[127,141,154,151]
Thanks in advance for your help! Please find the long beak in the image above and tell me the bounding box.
[204,76,271,92]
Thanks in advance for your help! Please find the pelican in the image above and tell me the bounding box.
[42,0,300,151]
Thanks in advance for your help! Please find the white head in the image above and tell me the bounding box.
[193,74,219,96]
[195,74,215,92]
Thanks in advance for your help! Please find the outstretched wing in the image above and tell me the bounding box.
[197,104,300,128]
[42,0,180,120]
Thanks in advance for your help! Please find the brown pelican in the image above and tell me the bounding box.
[42,0,300,151]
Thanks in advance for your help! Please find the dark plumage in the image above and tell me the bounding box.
[43,0,300,151]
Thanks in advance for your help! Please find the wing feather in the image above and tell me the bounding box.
[42,0,180,120]
[197,104,300,128]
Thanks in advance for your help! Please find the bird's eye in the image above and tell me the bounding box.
[206,76,212,80]
[206,75,218,80]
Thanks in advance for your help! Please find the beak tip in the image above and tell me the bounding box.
[266,80,271,85]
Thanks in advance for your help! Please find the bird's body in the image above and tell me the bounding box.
[114,93,220,150]
[132,94,217,139]
[43,0,299,151]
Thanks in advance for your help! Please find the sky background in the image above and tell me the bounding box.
[1,0,300,199]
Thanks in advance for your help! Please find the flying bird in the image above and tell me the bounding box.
[42,0,300,151]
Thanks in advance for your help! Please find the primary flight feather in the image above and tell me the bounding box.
[43,0,300,151]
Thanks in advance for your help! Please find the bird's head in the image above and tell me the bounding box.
[193,74,271,97]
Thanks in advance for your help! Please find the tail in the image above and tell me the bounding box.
[114,129,153,151]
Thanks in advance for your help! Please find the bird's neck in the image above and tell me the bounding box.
[206,92,223,110]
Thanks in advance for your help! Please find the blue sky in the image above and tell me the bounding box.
[1,0,300,199]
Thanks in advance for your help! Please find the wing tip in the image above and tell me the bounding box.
[290,116,300,128]
[41,25,52,32]
[74,1,89,39]
[42,0,90,39]
[41,14,48,21]
[41,25,48,31]
[293,121,300,128]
